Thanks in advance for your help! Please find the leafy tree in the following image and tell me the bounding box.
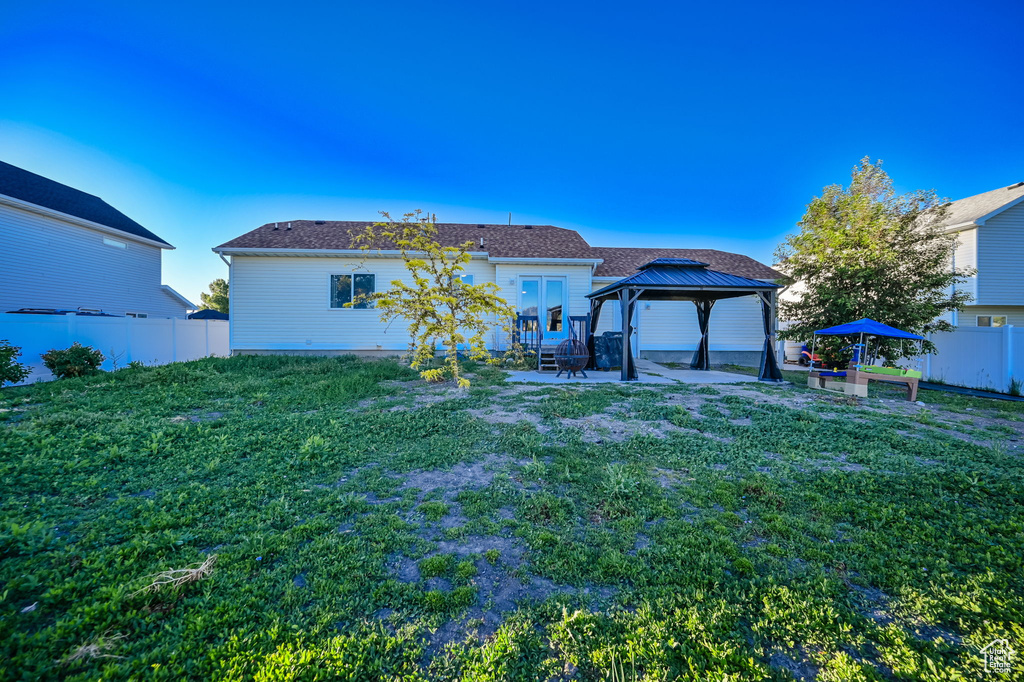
[776,157,973,363]
[352,211,515,387]
[200,279,230,314]
[1,339,31,386]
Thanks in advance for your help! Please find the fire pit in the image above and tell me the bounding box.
[554,339,589,379]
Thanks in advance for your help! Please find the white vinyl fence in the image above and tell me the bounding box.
[923,325,1023,394]
[0,314,229,385]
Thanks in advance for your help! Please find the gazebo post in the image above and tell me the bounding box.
[756,291,783,382]
[618,286,634,378]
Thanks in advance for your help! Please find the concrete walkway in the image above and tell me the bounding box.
[504,358,760,385]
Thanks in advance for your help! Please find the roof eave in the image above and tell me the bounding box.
[212,247,491,258]
[587,281,780,300]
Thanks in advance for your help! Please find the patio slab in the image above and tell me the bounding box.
[504,358,760,385]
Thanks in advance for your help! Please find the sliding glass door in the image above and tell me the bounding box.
[519,276,568,343]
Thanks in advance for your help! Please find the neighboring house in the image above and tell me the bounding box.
[939,181,1024,328]
[0,160,193,318]
[213,221,781,365]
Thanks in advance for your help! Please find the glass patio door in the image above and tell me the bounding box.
[519,276,568,343]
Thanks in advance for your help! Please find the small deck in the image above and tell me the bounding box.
[505,359,760,385]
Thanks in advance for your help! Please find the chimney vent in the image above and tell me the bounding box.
[315,220,326,225]
[524,224,533,229]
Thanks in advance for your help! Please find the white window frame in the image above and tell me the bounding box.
[977,315,1008,327]
[103,237,127,249]
[125,312,148,319]
[328,272,377,310]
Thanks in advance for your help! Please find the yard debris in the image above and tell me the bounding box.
[20,602,38,614]
[132,554,217,597]
[59,632,127,666]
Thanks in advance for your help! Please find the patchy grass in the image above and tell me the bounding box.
[2,355,1023,680]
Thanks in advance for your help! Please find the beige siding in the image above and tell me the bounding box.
[0,203,187,318]
[230,255,498,351]
[977,202,1024,305]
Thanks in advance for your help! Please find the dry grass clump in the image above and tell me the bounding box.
[60,632,126,665]
[131,554,217,597]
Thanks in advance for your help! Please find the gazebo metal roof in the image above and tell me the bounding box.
[588,258,780,303]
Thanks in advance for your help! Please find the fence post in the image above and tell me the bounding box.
[1006,325,1015,393]
[171,317,178,363]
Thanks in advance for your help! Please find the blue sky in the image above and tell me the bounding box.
[2,0,1022,303]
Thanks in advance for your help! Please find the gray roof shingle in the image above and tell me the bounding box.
[0,160,172,247]
[937,181,1024,227]
[215,220,596,259]
[215,220,782,280]
[591,247,782,280]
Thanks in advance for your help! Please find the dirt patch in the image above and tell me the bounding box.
[169,411,224,423]
[768,649,819,681]
[466,406,543,426]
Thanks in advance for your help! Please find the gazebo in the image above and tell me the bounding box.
[586,258,784,382]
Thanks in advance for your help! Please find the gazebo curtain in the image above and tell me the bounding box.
[758,293,783,381]
[690,300,715,370]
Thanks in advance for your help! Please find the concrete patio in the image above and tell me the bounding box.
[504,358,762,385]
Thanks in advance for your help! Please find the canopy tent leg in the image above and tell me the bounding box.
[690,299,715,370]
[756,291,783,382]
[619,288,640,381]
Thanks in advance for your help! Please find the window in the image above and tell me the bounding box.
[125,312,148,319]
[103,237,127,249]
[331,273,375,309]
[458,274,474,285]
[978,315,1007,327]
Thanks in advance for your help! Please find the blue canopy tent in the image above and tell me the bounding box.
[810,318,923,369]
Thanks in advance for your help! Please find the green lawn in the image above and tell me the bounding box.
[2,356,1022,680]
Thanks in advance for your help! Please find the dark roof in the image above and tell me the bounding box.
[0,160,171,247]
[591,247,781,279]
[589,259,780,302]
[215,220,597,259]
[188,309,229,320]
[216,221,782,279]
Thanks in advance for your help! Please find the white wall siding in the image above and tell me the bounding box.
[639,295,765,351]
[952,228,978,302]
[977,202,1024,306]
[0,203,188,318]
[230,255,498,351]
[592,284,764,351]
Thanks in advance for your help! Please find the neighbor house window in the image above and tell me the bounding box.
[103,237,127,249]
[331,273,375,308]
[458,274,474,285]
[125,312,148,319]
[978,315,1007,327]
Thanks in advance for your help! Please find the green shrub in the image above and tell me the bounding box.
[419,553,455,579]
[0,339,30,386]
[40,342,104,379]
